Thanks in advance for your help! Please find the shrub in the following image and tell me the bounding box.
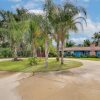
[88,55,97,58]
[0,48,12,58]
[49,52,57,57]
[17,50,32,57]
[28,57,38,66]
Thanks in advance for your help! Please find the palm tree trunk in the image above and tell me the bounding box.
[61,40,64,65]
[32,39,37,57]
[33,47,37,57]
[56,40,60,61]
[45,39,48,68]
[13,44,18,61]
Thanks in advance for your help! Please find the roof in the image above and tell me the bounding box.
[61,46,100,51]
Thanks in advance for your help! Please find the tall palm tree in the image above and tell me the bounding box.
[55,3,87,64]
[40,16,52,67]
[44,0,87,64]
[44,0,61,62]
[28,15,41,57]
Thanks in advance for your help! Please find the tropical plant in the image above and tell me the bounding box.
[28,15,41,57]
[44,0,61,61]
[39,16,52,67]
[66,40,75,47]
[28,57,38,66]
[56,2,87,64]
[44,0,87,64]
[83,39,91,47]
[0,10,29,60]
[92,32,100,46]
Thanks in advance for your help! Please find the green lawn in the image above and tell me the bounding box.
[78,58,100,61]
[0,59,82,72]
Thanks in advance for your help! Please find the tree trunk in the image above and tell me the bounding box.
[13,44,18,61]
[61,40,64,65]
[45,39,48,68]
[39,47,42,58]
[56,40,60,62]
[32,39,37,57]
[33,47,37,57]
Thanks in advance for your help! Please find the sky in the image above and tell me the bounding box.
[0,0,100,44]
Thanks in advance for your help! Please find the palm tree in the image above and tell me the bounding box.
[44,0,62,62]
[0,10,29,60]
[55,2,87,64]
[40,16,52,67]
[15,7,28,21]
[83,39,91,47]
[44,0,87,64]
[28,15,41,57]
[66,40,75,47]
[92,32,100,46]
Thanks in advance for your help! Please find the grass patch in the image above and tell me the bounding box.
[0,59,82,72]
[78,58,100,61]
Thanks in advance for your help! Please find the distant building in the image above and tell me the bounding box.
[60,43,100,57]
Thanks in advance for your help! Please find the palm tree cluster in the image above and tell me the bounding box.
[0,0,86,67]
[92,32,100,46]
[81,32,100,47]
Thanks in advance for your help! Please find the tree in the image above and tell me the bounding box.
[92,32,100,46]
[40,16,52,67]
[44,0,87,64]
[44,0,61,62]
[66,40,75,47]
[56,2,87,64]
[0,10,29,60]
[83,39,91,47]
[28,15,41,57]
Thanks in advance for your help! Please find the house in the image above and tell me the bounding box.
[61,43,100,57]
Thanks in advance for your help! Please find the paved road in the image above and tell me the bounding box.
[18,59,100,100]
[69,59,100,81]
[0,72,21,100]
[0,59,100,100]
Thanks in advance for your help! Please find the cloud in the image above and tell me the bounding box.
[11,0,44,10]
[23,0,44,10]
[70,17,100,44]
[80,18,100,37]
[28,9,44,15]
[71,37,87,44]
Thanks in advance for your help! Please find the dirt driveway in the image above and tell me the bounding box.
[0,59,100,100]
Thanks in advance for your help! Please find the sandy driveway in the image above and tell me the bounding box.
[0,59,100,100]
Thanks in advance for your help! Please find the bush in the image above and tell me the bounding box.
[0,48,12,58]
[49,52,57,57]
[18,50,31,57]
[28,57,38,66]
[49,46,57,57]
[88,55,97,58]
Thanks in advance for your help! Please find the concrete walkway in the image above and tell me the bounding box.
[0,59,100,100]
[18,59,100,100]
[0,73,21,100]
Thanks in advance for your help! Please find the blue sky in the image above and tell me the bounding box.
[0,0,100,44]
